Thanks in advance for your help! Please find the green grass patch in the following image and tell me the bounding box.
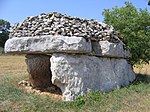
[1,73,150,112]
[0,47,3,54]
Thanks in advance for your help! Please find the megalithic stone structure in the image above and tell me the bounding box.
[4,12,135,101]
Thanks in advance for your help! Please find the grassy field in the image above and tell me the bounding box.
[1,55,150,112]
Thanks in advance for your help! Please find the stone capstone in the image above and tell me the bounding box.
[5,35,92,54]
[50,53,135,101]
[91,41,130,58]
[4,35,130,58]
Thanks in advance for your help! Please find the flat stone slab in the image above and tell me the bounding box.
[4,35,92,54]
[4,35,130,58]
[91,41,130,58]
[50,53,135,101]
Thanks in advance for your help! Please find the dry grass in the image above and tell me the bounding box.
[1,55,150,112]
[134,63,150,75]
[0,55,27,76]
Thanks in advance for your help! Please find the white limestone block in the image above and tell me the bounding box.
[50,53,135,101]
[4,35,92,54]
[91,41,130,58]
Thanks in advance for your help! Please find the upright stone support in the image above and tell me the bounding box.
[51,53,135,101]
[25,54,52,88]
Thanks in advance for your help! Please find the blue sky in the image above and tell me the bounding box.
[0,0,149,25]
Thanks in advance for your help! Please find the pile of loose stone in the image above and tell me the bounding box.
[10,12,120,42]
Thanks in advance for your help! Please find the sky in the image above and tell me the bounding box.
[0,0,150,25]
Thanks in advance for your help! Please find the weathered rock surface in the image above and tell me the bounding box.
[5,35,130,58]
[25,54,62,94]
[50,53,135,101]
[5,35,92,54]
[91,41,130,58]
[25,54,52,88]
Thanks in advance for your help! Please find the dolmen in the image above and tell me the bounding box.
[4,12,135,101]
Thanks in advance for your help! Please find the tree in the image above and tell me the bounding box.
[102,2,150,65]
[0,19,10,48]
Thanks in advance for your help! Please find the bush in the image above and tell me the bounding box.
[0,19,10,48]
